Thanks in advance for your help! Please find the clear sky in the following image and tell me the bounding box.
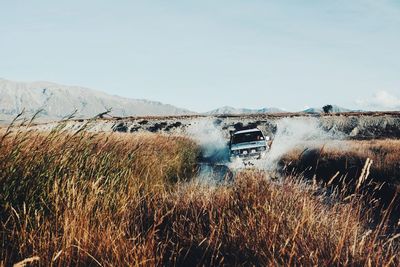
[1,1,399,112]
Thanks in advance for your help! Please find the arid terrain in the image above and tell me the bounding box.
[1,112,400,266]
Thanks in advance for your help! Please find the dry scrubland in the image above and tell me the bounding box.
[280,140,400,218]
[1,124,400,266]
[281,139,400,182]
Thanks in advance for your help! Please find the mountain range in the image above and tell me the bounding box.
[206,106,284,115]
[303,105,352,113]
[0,78,352,121]
[0,78,193,121]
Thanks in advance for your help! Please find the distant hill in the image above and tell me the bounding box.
[206,106,284,115]
[0,78,194,121]
[303,105,352,113]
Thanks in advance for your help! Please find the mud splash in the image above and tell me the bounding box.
[190,117,343,182]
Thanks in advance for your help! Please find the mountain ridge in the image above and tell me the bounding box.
[0,78,194,120]
[206,106,284,115]
[0,78,357,122]
[303,105,352,113]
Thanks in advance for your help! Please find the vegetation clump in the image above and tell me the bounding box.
[323,104,333,114]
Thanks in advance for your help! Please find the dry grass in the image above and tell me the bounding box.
[280,139,400,184]
[280,139,400,234]
[282,139,400,159]
[1,125,400,266]
[0,125,199,266]
[161,172,400,266]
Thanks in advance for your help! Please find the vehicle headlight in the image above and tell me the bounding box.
[257,146,266,151]
[232,150,240,155]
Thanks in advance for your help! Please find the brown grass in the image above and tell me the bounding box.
[1,126,400,266]
[161,172,400,266]
[0,126,199,266]
[280,139,400,189]
[280,139,400,234]
[280,139,400,184]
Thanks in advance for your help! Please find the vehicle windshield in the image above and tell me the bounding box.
[232,131,264,145]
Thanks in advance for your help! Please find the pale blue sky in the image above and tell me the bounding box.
[1,1,399,112]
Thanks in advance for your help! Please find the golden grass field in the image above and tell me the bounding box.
[1,124,400,266]
[281,139,400,180]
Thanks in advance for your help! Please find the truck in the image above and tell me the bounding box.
[229,128,270,161]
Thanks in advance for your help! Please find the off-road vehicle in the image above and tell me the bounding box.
[229,128,270,160]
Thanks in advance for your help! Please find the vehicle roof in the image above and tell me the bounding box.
[233,128,262,135]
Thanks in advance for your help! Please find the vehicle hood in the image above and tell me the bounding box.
[230,141,266,151]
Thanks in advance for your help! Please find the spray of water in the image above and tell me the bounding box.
[187,117,343,181]
[186,118,230,163]
[254,117,344,170]
[186,118,233,183]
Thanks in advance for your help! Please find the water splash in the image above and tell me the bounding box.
[188,117,343,181]
[255,117,344,170]
[186,118,230,163]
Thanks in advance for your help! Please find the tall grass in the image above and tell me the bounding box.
[160,172,400,266]
[1,125,400,266]
[280,139,400,183]
[280,139,400,235]
[0,124,198,266]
